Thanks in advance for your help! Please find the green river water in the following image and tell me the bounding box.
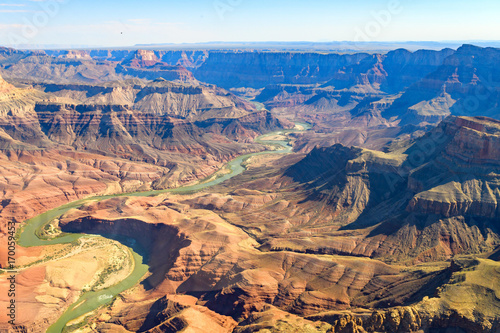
[17,121,311,333]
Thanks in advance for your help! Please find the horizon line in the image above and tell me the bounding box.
[3,40,500,51]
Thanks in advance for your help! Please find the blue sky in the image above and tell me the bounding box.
[0,0,499,47]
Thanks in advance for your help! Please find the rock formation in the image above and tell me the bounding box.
[0,75,292,275]
[15,115,492,332]
[2,44,500,333]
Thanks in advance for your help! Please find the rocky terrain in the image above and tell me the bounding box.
[54,194,434,331]
[9,115,494,333]
[35,79,255,119]
[3,45,500,143]
[0,72,291,271]
[249,45,500,152]
[214,116,500,264]
[1,44,500,333]
[0,48,196,84]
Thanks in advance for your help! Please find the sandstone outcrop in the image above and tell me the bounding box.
[385,45,500,125]
[406,116,500,218]
[39,79,255,119]
[194,52,371,88]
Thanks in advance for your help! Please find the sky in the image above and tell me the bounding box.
[0,0,499,48]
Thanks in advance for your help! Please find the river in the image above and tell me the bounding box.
[18,120,311,333]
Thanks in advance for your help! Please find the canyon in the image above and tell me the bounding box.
[0,44,499,333]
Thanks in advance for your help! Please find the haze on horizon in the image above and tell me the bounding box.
[0,0,498,48]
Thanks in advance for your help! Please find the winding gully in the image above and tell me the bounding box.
[17,121,311,333]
